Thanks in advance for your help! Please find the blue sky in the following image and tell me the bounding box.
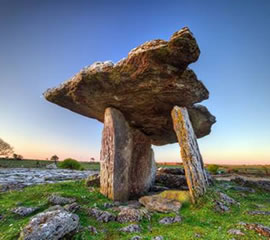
[1,0,270,164]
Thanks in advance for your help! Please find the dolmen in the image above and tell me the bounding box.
[44,27,216,203]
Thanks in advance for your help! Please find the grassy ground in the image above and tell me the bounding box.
[0,180,269,240]
[0,158,100,171]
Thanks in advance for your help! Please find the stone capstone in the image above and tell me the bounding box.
[44,27,216,146]
[19,209,79,240]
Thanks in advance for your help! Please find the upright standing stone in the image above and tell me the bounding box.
[100,107,155,201]
[171,106,208,203]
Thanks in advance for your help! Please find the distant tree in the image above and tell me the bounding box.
[50,155,59,164]
[13,153,23,160]
[90,157,95,162]
[0,138,13,157]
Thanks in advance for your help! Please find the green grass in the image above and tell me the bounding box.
[0,158,100,171]
[0,180,269,240]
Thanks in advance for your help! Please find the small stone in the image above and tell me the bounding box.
[194,233,202,238]
[218,192,239,206]
[139,195,181,213]
[159,216,182,224]
[247,210,270,216]
[46,163,57,169]
[130,236,142,240]
[64,202,80,213]
[227,229,245,236]
[87,225,98,234]
[103,203,115,208]
[120,224,141,233]
[12,206,39,216]
[152,236,164,240]
[48,194,76,205]
[214,201,230,212]
[230,186,255,193]
[88,207,116,223]
[244,223,270,237]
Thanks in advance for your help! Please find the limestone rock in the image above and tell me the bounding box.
[85,173,100,187]
[247,210,270,216]
[117,207,150,223]
[12,207,39,217]
[152,236,164,240]
[227,229,245,236]
[139,195,181,213]
[19,209,79,240]
[155,173,187,189]
[48,194,76,205]
[171,106,209,203]
[100,107,156,201]
[119,224,141,233]
[88,207,116,223]
[46,163,57,169]
[218,192,239,206]
[241,222,270,237]
[159,216,182,224]
[157,167,185,175]
[44,27,215,146]
[87,226,98,234]
[130,236,142,240]
[64,202,80,213]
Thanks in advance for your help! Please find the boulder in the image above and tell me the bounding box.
[19,209,79,240]
[44,27,215,146]
[139,195,181,213]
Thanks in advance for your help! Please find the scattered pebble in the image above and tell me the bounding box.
[159,216,182,225]
[120,224,141,233]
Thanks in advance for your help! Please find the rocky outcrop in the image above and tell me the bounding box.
[100,107,156,201]
[44,27,215,146]
[19,209,79,240]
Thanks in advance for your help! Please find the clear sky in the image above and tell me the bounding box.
[1,0,270,164]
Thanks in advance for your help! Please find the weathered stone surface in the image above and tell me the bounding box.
[157,167,185,175]
[44,27,215,146]
[171,106,209,203]
[155,173,188,189]
[64,202,80,213]
[159,216,182,225]
[139,195,181,213]
[117,207,150,223]
[19,209,79,240]
[130,236,142,240]
[88,207,116,223]
[152,236,164,240]
[46,163,57,169]
[218,192,239,206]
[227,229,245,236]
[48,194,76,205]
[85,173,100,187]
[12,207,39,217]
[119,224,141,233]
[100,107,156,201]
[0,168,97,192]
[240,222,270,237]
[247,210,270,216]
